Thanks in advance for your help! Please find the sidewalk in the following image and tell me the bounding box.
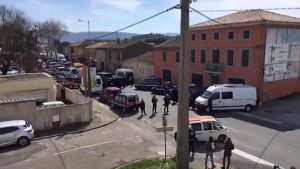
[34,100,119,140]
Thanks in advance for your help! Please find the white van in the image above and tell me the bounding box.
[195,84,257,112]
[80,75,103,93]
[41,101,65,108]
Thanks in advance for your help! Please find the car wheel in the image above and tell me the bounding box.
[245,105,252,112]
[18,136,30,146]
[217,134,227,143]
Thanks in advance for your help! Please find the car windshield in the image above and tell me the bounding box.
[201,90,212,99]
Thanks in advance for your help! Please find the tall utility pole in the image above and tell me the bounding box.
[78,19,92,97]
[176,0,190,169]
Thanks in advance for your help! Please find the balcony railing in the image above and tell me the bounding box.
[205,63,224,74]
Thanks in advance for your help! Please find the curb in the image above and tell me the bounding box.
[33,115,120,140]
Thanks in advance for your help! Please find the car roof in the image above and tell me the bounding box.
[119,92,137,96]
[105,87,121,91]
[0,120,26,128]
[189,116,216,122]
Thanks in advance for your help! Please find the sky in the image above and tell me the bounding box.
[1,0,300,34]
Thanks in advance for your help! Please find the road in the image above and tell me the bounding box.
[1,87,299,169]
[121,86,300,169]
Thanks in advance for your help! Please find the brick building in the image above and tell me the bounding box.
[153,10,300,104]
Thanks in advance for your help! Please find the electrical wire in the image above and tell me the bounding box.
[94,4,180,40]
[190,6,226,26]
[191,7,300,13]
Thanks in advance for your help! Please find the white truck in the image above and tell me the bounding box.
[194,84,257,112]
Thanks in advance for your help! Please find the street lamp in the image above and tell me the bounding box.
[78,19,92,97]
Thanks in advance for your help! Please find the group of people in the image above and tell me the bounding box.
[139,94,172,117]
[189,128,235,169]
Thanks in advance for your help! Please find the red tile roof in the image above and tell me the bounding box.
[154,37,181,49]
[191,9,300,29]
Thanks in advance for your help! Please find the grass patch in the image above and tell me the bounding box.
[120,158,176,169]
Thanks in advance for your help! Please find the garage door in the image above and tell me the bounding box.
[5,90,48,102]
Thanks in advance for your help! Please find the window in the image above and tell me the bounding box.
[241,49,250,67]
[243,30,250,39]
[191,123,202,131]
[212,121,224,130]
[176,51,180,63]
[212,49,220,64]
[200,49,206,64]
[228,77,245,84]
[162,52,167,62]
[0,127,19,135]
[203,122,212,131]
[214,32,220,40]
[228,31,234,40]
[191,49,195,63]
[128,95,137,103]
[227,49,234,66]
[191,34,195,40]
[211,92,220,100]
[222,92,233,99]
[201,33,206,40]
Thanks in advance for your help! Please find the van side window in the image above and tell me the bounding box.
[96,78,101,85]
[191,123,202,131]
[211,92,220,100]
[203,122,212,131]
[0,127,19,135]
[222,92,233,99]
[212,121,224,130]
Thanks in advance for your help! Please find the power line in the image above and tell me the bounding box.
[191,7,300,13]
[94,4,180,40]
[189,6,226,26]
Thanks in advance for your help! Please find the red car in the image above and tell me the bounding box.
[98,87,121,103]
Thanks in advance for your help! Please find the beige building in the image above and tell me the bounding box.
[123,51,154,82]
[0,73,56,103]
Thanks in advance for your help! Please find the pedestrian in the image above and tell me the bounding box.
[171,86,178,104]
[163,94,170,115]
[152,94,158,115]
[222,137,234,169]
[189,127,197,158]
[207,97,213,114]
[205,136,216,169]
[140,99,146,116]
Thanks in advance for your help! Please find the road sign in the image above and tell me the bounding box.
[156,126,174,132]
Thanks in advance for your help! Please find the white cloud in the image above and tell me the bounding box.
[92,0,144,12]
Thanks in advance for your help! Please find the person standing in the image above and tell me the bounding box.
[139,99,146,116]
[207,97,213,114]
[222,138,234,169]
[163,94,170,115]
[152,94,158,115]
[189,127,197,158]
[171,86,178,104]
[205,136,216,169]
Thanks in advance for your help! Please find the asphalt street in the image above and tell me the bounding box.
[0,87,299,169]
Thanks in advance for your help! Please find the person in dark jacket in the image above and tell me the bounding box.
[171,86,178,104]
[189,127,197,158]
[140,99,146,116]
[163,94,170,115]
[222,137,234,169]
[207,97,213,114]
[152,94,158,115]
[205,136,216,169]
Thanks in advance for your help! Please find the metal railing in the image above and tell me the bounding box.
[205,63,224,73]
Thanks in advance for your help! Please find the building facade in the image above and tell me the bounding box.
[154,10,300,104]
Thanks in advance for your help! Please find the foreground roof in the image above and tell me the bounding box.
[191,9,300,29]
[154,37,180,49]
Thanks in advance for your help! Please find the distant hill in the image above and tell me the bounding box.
[60,31,139,43]
[60,31,179,43]
[131,33,173,45]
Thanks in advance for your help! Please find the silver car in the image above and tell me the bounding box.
[0,120,35,147]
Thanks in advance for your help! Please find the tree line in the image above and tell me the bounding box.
[0,5,67,75]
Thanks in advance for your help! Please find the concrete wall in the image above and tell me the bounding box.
[65,87,88,104]
[0,99,93,131]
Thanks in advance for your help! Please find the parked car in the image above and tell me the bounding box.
[151,81,175,95]
[98,87,121,103]
[135,76,162,91]
[194,84,257,112]
[115,69,134,86]
[174,116,228,143]
[0,120,35,147]
[110,92,140,113]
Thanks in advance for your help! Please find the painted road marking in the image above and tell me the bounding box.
[236,112,282,125]
[54,136,141,155]
[233,149,284,168]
